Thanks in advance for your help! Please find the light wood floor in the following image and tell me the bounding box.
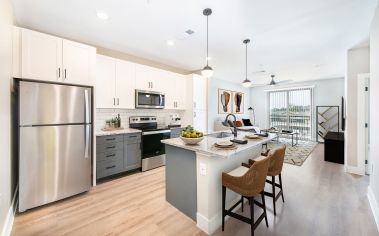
[12,145,378,236]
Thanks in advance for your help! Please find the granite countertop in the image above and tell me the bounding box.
[161,131,276,158]
[95,128,142,136]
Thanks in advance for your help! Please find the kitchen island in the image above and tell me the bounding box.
[161,131,275,235]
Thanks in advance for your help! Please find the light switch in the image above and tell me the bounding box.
[200,163,207,176]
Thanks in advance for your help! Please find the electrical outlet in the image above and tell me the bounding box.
[200,163,207,176]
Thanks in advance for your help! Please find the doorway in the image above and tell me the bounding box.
[357,73,370,175]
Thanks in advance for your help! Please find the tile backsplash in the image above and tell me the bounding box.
[95,109,186,131]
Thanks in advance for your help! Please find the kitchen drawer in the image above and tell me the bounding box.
[97,157,124,179]
[96,149,123,163]
[124,133,141,144]
[170,128,183,138]
[97,135,124,145]
[97,141,124,153]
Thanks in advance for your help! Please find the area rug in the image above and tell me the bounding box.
[267,139,317,166]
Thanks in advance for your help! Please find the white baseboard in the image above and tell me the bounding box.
[368,186,379,231]
[1,187,18,236]
[196,196,246,235]
[345,165,365,175]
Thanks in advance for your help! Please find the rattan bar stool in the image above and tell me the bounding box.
[222,156,271,236]
[247,145,286,216]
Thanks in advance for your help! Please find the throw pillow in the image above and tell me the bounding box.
[242,118,253,126]
[233,120,243,127]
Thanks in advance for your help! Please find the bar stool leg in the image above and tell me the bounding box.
[279,174,284,202]
[250,196,255,236]
[272,176,276,216]
[241,196,244,212]
[222,186,226,231]
[261,192,268,227]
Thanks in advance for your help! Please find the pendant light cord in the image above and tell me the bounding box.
[206,14,209,66]
[245,41,247,79]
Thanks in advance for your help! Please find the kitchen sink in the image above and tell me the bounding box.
[207,132,233,138]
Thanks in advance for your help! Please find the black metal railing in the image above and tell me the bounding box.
[269,114,311,140]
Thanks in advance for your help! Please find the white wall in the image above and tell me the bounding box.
[0,0,14,234]
[208,78,251,133]
[250,78,345,140]
[369,2,379,228]
[346,47,370,169]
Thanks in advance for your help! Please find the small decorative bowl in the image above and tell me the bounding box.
[180,136,204,145]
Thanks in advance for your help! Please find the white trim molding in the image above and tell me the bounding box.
[345,165,365,176]
[1,188,18,236]
[368,186,379,231]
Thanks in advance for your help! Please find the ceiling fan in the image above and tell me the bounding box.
[251,75,292,87]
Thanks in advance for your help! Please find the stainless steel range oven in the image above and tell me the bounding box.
[135,90,165,109]
[129,116,171,171]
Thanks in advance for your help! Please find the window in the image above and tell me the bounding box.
[268,88,313,140]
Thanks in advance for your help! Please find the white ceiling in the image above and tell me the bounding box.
[12,0,378,84]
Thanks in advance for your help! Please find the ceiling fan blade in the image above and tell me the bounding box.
[250,83,267,87]
[275,80,293,84]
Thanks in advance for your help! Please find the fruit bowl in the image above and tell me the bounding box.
[180,136,204,145]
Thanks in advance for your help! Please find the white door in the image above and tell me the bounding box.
[193,109,207,133]
[62,40,96,85]
[135,64,152,91]
[357,74,370,175]
[115,59,136,109]
[95,55,116,108]
[193,74,207,110]
[21,28,62,82]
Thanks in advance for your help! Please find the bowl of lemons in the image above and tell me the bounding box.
[180,125,204,145]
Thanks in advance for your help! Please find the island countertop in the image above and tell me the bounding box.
[161,131,276,158]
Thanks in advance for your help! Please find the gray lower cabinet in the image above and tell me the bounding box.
[170,127,183,138]
[96,133,141,179]
[124,133,142,171]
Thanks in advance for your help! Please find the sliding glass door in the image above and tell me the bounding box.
[269,88,312,140]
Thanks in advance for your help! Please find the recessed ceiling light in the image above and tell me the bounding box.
[167,40,175,46]
[97,11,109,20]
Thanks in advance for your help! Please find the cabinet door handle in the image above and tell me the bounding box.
[117,98,120,105]
[57,68,61,78]
[106,165,116,170]
[64,69,67,79]
[106,154,116,158]
[106,138,116,141]
[113,98,116,106]
[151,82,153,88]
[106,146,116,149]
[194,112,196,118]
[128,135,137,138]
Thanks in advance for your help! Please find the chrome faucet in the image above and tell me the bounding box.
[222,114,238,138]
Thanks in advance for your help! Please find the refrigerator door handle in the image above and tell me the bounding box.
[84,124,90,159]
[84,89,90,124]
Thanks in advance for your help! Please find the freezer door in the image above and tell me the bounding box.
[19,124,92,212]
[19,81,92,126]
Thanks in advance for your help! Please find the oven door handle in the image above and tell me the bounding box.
[143,130,171,135]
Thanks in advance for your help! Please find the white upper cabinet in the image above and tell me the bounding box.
[193,74,207,110]
[95,55,116,108]
[115,59,135,109]
[62,39,96,85]
[163,71,187,110]
[135,64,153,91]
[21,28,62,82]
[19,28,96,85]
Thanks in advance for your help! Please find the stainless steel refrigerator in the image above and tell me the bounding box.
[17,80,92,212]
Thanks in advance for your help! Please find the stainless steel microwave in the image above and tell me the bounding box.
[135,90,165,109]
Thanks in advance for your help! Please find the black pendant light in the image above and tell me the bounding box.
[201,8,214,78]
[242,39,252,87]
